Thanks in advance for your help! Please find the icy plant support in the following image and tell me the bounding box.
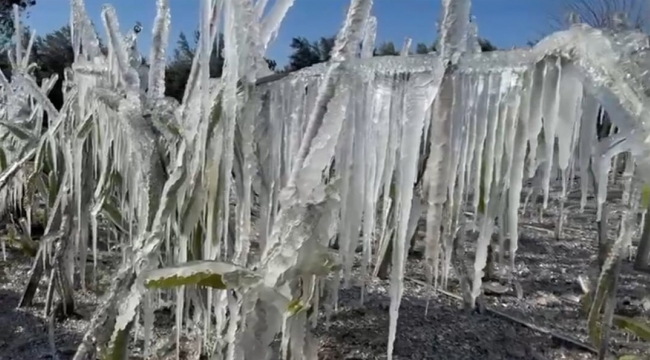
[1,0,650,359]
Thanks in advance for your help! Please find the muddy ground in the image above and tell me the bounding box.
[1,179,650,359]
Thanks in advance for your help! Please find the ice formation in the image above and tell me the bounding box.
[1,0,650,359]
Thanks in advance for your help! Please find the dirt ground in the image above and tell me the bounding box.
[317,179,650,359]
[1,179,650,359]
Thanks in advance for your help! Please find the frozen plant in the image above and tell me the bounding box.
[1,0,650,359]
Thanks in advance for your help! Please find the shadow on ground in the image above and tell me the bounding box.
[0,266,83,359]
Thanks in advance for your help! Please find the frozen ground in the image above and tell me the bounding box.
[1,180,649,359]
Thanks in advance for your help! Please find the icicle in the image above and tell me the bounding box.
[143,291,154,358]
[335,85,360,285]
[595,164,609,222]
[424,70,454,286]
[540,57,561,207]
[360,75,380,303]
[508,70,531,269]
[470,74,488,214]
[440,74,468,276]
[621,154,635,204]
[389,66,445,360]
[470,70,514,303]
[225,291,243,360]
[400,38,412,56]
[447,73,466,199]
[462,73,480,208]
[221,0,251,263]
[481,71,506,214]
[466,18,481,54]
[374,75,401,278]
[579,94,600,211]
[556,61,583,172]
[491,73,511,192]
[500,75,522,192]
[526,61,546,179]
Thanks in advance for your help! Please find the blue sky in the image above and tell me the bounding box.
[23,0,556,65]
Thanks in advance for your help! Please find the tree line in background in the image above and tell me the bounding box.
[284,35,496,71]
[0,22,497,110]
[0,0,645,111]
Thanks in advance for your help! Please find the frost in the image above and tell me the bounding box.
[2,0,650,359]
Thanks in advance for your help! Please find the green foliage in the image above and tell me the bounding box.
[287,297,305,315]
[641,184,650,208]
[587,270,615,347]
[375,41,399,56]
[4,224,37,256]
[478,38,497,52]
[142,260,260,289]
[101,319,134,360]
[285,36,335,71]
[415,42,435,54]
[577,243,650,357]
[0,120,35,141]
[613,315,650,341]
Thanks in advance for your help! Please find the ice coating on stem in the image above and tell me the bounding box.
[361,16,377,58]
[147,0,170,100]
[13,0,650,358]
[438,0,471,63]
[259,0,296,51]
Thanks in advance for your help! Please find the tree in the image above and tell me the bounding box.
[0,0,35,47]
[265,58,277,71]
[0,24,76,124]
[32,25,74,111]
[164,31,220,101]
[0,24,28,76]
[550,0,649,31]
[375,41,399,56]
[415,37,496,54]
[165,31,277,101]
[415,42,435,54]
[478,38,497,52]
[285,36,335,72]
[285,35,497,74]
